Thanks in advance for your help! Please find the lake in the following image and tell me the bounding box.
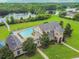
[0,13,36,20]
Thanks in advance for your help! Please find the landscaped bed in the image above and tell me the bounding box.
[0,15,79,59]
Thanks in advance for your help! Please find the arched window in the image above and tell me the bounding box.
[59,37,62,43]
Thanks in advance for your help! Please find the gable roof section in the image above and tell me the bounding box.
[7,34,22,51]
[39,23,53,32]
[48,22,64,32]
[38,21,64,32]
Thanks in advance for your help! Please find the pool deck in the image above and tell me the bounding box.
[13,30,25,43]
[13,27,34,43]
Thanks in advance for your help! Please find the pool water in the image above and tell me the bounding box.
[19,27,33,39]
[0,41,5,48]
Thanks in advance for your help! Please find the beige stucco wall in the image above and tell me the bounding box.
[54,30,63,43]
[34,26,43,34]
[13,48,24,57]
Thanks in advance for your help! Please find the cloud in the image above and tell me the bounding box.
[0,0,7,3]
[60,0,76,2]
[0,0,79,3]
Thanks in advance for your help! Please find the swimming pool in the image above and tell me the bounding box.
[19,27,33,39]
[0,41,5,48]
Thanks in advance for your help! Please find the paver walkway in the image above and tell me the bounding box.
[37,48,49,59]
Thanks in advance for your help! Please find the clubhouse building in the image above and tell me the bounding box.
[6,21,64,57]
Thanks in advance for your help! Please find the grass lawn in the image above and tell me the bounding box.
[17,53,43,59]
[0,15,79,59]
[43,44,79,59]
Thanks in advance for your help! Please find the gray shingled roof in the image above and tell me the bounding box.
[7,34,22,51]
[39,23,54,32]
[50,22,64,32]
[39,21,64,32]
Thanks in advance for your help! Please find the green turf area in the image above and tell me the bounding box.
[43,45,79,59]
[17,53,43,59]
[0,15,79,59]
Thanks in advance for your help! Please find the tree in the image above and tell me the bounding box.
[45,5,57,10]
[20,17,24,23]
[20,17,24,20]
[23,37,36,56]
[6,17,10,24]
[10,16,15,24]
[36,8,46,14]
[73,13,79,21]
[57,5,67,11]
[64,23,73,38]
[59,11,66,18]
[59,21,64,28]
[40,32,50,48]
[0,45,14,59]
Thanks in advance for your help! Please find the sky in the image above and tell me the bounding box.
[0,0,79,3]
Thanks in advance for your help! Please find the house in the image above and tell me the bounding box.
[6,21,64,57]
[65,8,79,18]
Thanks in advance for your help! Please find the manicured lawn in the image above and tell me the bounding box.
[43,44,79,59]
[0,15,79,59]
[17,53,43,59]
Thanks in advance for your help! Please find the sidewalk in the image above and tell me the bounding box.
[37,48,49,59]
[61,42,79,53]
